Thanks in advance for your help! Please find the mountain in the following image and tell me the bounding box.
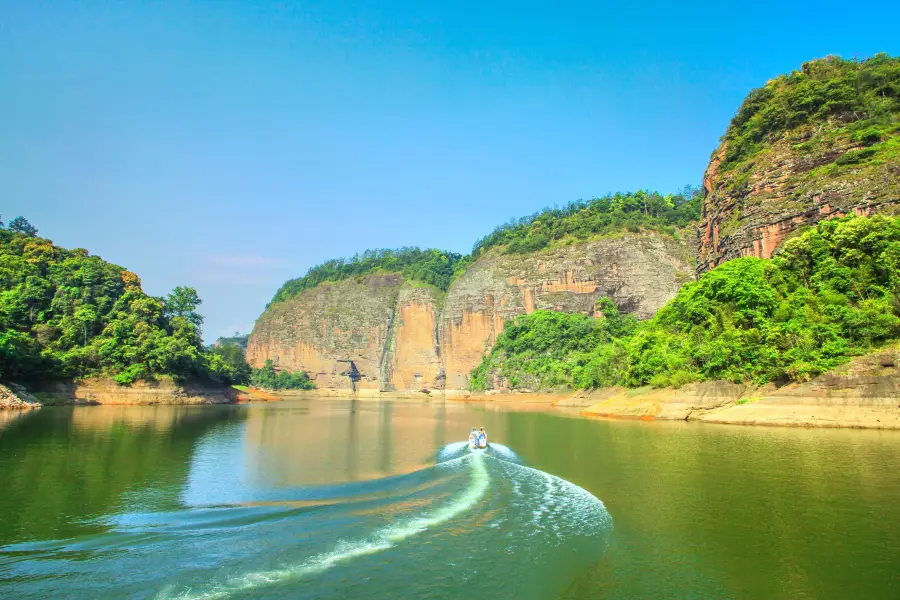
[251,54,900,394]
[698,54,900,273]
[247,192,699,390]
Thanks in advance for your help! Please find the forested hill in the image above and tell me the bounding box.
[720,53,899,173]
[469,188,702,257]
[0,217,231,385]
[271,247,464,304]
[268,188,702,305]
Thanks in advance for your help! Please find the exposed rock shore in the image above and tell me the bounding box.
[0,383,42,410]
[29,378,237,406]
[570,348,900,429]
[255,348,900,430]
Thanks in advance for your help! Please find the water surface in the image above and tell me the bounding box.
[1,399,898,599]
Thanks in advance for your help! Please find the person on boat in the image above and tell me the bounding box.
[477,427,488,449]
[469,428,478,448]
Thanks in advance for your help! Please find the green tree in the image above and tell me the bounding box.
[249,359,315,390]
[207,343,251,385]
[164,286,204,328]
[8,217,37,237]
[0,225,219,385]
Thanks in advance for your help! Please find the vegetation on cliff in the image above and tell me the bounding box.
[271,248,463,303]
[269,188,702,305]
[469,188,702,259]
[721,54,900,172]
[472,215,900,391]
[470,300,637,390]
[0,218,244,386]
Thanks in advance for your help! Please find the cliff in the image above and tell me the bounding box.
[698,55,900,273]
[247,232,695,391]
[247,275,410,390]
[439,233,693,388]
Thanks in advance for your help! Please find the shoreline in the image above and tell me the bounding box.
[7,347,898,432]
[244,349,900,430]
[7,384,899,431]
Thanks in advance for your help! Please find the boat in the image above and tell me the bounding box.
[469,429,488,450]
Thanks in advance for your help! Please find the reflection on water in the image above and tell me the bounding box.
[242,400,492,485]
[1,398,899,600]
[0,405,245,545]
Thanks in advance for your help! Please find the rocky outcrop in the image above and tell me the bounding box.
[248,232,695,391]
[30,378,237,405]
[698,123,900,274]
[382,286,444,391]
[579,347,900,429]
[247,276,444,391]
[0,383,41,410]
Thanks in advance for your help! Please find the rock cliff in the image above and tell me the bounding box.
[247,232,695,391]
[439,233,694,388]
[698,135,900,273]
[697,55,900,273]
[247,275,412,390]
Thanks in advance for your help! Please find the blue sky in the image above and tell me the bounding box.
[2,1,897,342]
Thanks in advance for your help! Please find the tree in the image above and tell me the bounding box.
[207,343,251,385]
[164,286,204,328]
[8,217,37,237]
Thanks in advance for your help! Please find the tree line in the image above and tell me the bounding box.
[0,216,315,389]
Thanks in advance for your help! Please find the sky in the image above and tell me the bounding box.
[2,1,898,342]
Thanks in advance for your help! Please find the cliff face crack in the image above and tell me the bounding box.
[378,300,398,392]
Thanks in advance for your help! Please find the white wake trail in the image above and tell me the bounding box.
[162,453,489,600]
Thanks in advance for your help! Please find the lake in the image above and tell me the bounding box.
[1,398,898,599]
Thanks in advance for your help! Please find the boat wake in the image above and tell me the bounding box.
[1,441,612,600]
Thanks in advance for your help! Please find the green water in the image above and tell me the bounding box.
[1,399,898,599]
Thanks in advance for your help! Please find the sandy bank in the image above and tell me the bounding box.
[27,378,237,406]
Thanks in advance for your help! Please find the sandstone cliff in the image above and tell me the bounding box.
[248,232,695,391]
[439,233,694,388]
[247,275,414,390]
[697,55,900,273]
[698,135,900,273]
